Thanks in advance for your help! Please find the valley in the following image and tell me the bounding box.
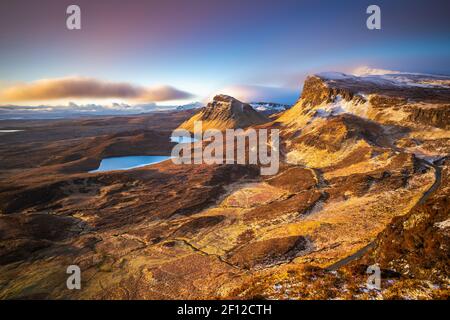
[0,72,448,299]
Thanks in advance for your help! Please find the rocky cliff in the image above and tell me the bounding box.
[279,72,450,129]
[178,94,269,131]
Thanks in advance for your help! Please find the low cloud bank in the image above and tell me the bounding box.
[351,66,402,76]
[210,84,299,105]
[0,77,193,103]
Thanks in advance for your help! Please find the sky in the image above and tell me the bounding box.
[0,0,449,107]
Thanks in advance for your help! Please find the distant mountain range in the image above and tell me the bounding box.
[0,102,204,120]
[0,100,291,120]
[250,102,291,115]
[175,102,204,110]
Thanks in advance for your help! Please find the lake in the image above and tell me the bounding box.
[90,136,195,173]
[90,155,171,173]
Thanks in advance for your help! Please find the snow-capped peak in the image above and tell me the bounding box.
[315,69,450,89]
[352,66,401,76]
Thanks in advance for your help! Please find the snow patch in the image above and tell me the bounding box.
[434,219,450,230]
[316,70,450,89]
[313,95,368,119]
[250,102,290,112]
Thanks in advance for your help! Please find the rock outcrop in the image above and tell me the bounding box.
[278,72,450,130]
[407,105,450,129]
[178,94,269,131]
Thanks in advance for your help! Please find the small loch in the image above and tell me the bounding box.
[90,135,195,173]
[90,155,171,173]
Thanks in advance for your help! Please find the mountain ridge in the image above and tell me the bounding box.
[178,94,269,131]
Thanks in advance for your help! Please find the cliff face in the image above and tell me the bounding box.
[407,105,450,129]
[299,75,363,107]
[275,73,450,161]
[178,94,269,131]
[278,72,450,131]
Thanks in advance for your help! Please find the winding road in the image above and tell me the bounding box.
[325,159,443,272]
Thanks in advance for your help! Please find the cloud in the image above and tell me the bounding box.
[209,84,299,104]
[0,77,193,103]
[351,66,402,76]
